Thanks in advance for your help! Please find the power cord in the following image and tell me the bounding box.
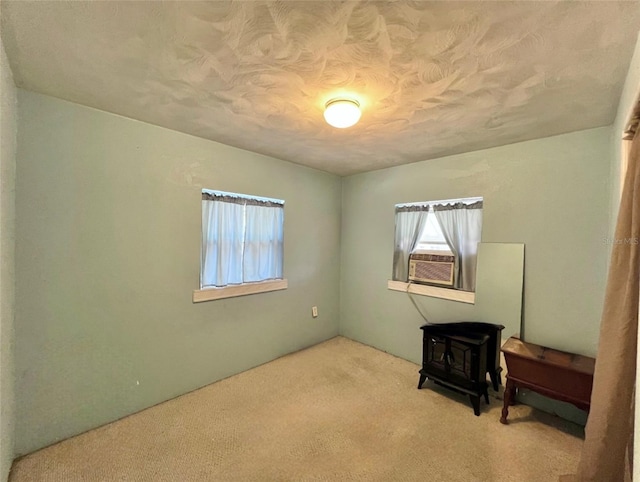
[406,281,431,325]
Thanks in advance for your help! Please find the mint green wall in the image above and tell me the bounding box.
[11,89,620,454]
[340,127,611,364]
[15,91,341,455]
[0,28,16,482]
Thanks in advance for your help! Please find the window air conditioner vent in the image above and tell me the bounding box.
[408,253,455,287]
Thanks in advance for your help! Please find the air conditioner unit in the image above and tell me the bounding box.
[408,252,455,287]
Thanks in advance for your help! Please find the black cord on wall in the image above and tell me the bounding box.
[406,281,432,325]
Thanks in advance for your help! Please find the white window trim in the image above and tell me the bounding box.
[387,280,475,304]
[193,279,288,303]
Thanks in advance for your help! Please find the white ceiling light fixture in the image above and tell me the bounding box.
[324,98,361,128]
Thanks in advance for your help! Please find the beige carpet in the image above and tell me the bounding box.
[10,337,583,481]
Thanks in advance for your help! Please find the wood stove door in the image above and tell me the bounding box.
[425,335,447,374]
[448,340,472,381]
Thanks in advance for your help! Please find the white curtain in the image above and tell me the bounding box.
[434,202,483,291]
[201,198,245,288]
[392,208,428,281]
[243,202,284,283]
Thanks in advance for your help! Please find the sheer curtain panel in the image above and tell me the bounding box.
[243,201,284,283]
[201,196,245,288]
[392,206,428,281]
[433,201,483,291]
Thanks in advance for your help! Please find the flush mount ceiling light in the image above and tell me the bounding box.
[324,98,361,128]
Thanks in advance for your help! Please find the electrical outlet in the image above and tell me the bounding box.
[312,306,318,318]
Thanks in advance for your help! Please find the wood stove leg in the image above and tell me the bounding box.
[417,373,427,389]
[470,395,481,416]
[500,378,515,424]
[489,370,499,391]
[483,387,489,404]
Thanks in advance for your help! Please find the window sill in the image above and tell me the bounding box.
[387,280,475,304]
[193,279,288,303]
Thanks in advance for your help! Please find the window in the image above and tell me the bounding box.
[414,210,454,254]
[391,197,483,295]
[193,190,287,302]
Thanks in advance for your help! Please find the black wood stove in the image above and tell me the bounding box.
[418,322,505,416]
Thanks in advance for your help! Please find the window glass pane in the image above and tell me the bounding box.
[414,213,453,254]
[418,212,448,244]
[415,242,452,252]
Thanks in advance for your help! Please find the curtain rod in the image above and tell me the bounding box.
[202,189,284,205]
[396,196,483,209]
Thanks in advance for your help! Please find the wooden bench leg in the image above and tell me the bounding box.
[500,378,515,424]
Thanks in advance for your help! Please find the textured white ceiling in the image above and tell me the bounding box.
[2,1,640,175]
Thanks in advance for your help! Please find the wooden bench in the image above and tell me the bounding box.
[500,337,595,424]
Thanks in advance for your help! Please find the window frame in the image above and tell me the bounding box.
[389,196,483,303]
[194,189,287,303]
[193,279,288,302]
